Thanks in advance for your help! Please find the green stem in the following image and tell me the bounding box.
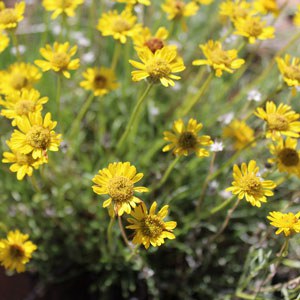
[56,75,62,124]
[11,31,21,61]
[111,42,121,71]
[118,215,133,249]
[60,14,66,41]
[177,72,213,117]
[29,174,41,193]
[69,93,94,138]
[107,216,115,252]
[154,156,180,192]
[116,83,153,153]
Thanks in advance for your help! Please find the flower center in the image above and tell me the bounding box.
[9,244,25,259]
[280,213,299,228]
[268,114,289,131]
[26,125,51,149]
[58,0,73,8]
[146,58,171,81]
[51,52,70,69]
[108,176,134,203]
[178,131,198,149]
[15,100,35,115]
[242,175,262,195]
[112,18,131,33]
[10,74,28,90]
[15,152,36,165]
[145,38,164,53]
[93,74,107,89]
[141,216,164,238]
[278,148,299,167]
[285,65,300,81]
[211,49,230,66]
[247,19,263,37]
[174,1,185,16]
[0,9,18,25]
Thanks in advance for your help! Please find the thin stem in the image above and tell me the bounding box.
[69,93,95,138]
[116,83,153,153]
[56,75,62,124]
[177,72,213,117]
[29,174,41,193]
[153,156,180,192]
[118,215,133,250]
[111,42,121,71]
[11,31,21,61]
[107,216,115,252]
[60,14,66,41]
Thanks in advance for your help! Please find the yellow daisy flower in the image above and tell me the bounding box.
[267,211,300,236]
[163,118,212,157]
[0,1,25,29]
[126,201,177,249]
[80,67,119,96]
[132,26,170,53]
[255,101,300,140]
[0,230,37,273]
[92,162,149,216]
[42,0,84,19]
[0,89,48,126]
[129,46,185,87]
[276,54,300,88]
[226,160,276,207]
[234,15,275,44]
[0,62,41,95]
[97,9,142,44]
[219,0,252,22]
[35,42,80,79]
[161,0,199,20]
[115,0,151,6]
[9,112,62,159]
[223,119,256,151]
[268,137,300,177]
[253,0,279,16]
[192,40,245,77]
[294,5,300,27]
[0,30,9,53]
[2,141,46,181]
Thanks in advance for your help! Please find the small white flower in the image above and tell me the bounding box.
[82,51,95,64]
[11,45,26,55]
[71,32,90,47]
[220,189,232,199]
[210,140,224,152]
[247,89,261,102]
[218,112,234,125]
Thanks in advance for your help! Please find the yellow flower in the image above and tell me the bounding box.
[0,89,48,126]
[92,162,149,216]
[42,0,84,19]
[0,1,25,29]
[234,15,275,44]
[196,0,213,5]
[294,5,300,27]
[0,62,41,95]
[192,40,245,77]
[0,30,9,53]
[0,230,37,273]
[129,46,185,87]
[126,201,177,249]
[223,119,256,151]
[255,101,300,140]
[80,67,119,96]
[161,0,199,20]
[253,0,279,16]
[276,54,300,88]
[267,211,300,236]
[219,0,252,22]
[132,26,170,53]
[2,141,46,180]
[97,9,142,44]
[35,42,80,78]
[226,160,276,207]
[268,137,300,177]
[163,118,212,157]
[9,112,62,159]
[115,0,151,6]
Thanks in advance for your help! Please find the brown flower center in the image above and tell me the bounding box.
[140,216,164,238]
[93,74,107,89]
[9,244,25,259]
[58,0,73,9]
[285,65,300,82]
[278,148,299,167]
[51,52,70,69]
[108,176,134,203]
[247,19,263,37]
[15,152,36,165]
[268,114,289,131]
[0,9,18,25]
[242,175,262,195]
[26,125,51,149]
[15,100,36,115]
[10,74,28,90]
[112,18,131,33]
[145,38,164,53]
[178,131,198,149]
